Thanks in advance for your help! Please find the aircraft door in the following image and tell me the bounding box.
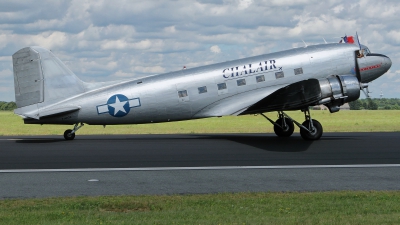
[134,79,162,123]
[171,82,192,120]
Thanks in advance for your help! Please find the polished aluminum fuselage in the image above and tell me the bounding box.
[19,43,390,125]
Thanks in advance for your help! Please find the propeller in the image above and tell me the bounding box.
[356,32,362,51]
[354,32,370,98]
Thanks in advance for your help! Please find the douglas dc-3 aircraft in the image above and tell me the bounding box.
[12,35,391,140]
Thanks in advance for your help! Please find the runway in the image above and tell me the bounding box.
[1,133,400,198]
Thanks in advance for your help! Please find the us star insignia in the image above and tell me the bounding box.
[96,94,141,118]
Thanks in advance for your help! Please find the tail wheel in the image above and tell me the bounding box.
[274,118,295,137]
[300,119,323,141]
[64,129,75,140]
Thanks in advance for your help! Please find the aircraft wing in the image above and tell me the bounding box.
[242,79,322,114]
[192,83,288,117]
[193,79,322,118]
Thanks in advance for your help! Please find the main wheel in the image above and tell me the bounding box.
[64,129,75,140]
[300,119,323,141]
[273,118,295,137]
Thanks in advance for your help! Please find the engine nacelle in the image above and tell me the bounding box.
[318,75,360,113]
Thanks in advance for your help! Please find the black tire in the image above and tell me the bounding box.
[300,119,323,141]
[273,118,295,137]
[64,129,75,140]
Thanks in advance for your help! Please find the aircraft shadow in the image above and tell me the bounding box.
[15,139,66,143]
[12,133,357,152]
[197,134,313,152]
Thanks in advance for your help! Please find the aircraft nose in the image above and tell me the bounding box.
[384,56,392,71]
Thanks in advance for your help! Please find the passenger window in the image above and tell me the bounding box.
[237,79,246,86]
[256,75,265,83]
[178,90,188,98]
[275,71,284,79]
[217,83,227,90]
[294,68,303,75]
[198,86,207,94]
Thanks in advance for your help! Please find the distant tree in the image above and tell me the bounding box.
[351,98,400,110]
[5,102,17,110]
[367,98,378,110]
[0,101,17,111]
[384,105,392,110]
[393,105,400,110]
[362,101,368,110]
[349,100,362,110]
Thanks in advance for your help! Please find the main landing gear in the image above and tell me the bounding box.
[261,109,323,141]
[63,123,84,140]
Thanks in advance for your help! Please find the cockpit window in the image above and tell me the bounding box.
[356,50,365,58]
[357,48,371,58]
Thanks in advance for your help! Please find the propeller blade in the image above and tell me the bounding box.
[356,32,362,50]
[354,51,361,82]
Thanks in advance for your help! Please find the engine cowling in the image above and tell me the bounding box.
[318,75,360,113]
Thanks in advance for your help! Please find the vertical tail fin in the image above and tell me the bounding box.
[13,47,44,108]
[13,46,85,108]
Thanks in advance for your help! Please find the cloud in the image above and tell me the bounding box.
[164,26,176,33]
[0,0,399,101]
[132,65,165,74]
[0,69,12,78]
[112,70,134,77]
[210,45,221,53]
[237,0,253,9]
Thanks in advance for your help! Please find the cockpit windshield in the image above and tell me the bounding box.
[363,48,371,55]
[356,47,371,58]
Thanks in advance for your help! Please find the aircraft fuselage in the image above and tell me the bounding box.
[17,43,390,126]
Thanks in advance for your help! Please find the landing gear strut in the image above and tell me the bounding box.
[261,108,323,141]
[64,123,84,140]
[298,109,323,140]
[261,112,294,137]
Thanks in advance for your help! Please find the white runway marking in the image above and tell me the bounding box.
[1,164,400,173]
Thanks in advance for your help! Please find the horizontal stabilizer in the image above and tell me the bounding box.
[17,105,80,120]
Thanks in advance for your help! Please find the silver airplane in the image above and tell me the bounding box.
[11,37,391,140]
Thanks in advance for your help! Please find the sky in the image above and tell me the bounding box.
[0,0,399,101]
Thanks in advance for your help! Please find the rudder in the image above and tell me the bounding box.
[12,46,86,108]
[13,47,44,108]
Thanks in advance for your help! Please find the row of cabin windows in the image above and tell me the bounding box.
[178,68,303,98]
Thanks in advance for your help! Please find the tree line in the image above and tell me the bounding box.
[348,98,400,110]
[0,101,17,111]
[1,99,400,111]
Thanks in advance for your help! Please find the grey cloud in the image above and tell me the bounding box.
[0,0,70,24]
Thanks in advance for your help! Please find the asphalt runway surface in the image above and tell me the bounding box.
[1,132,400,198]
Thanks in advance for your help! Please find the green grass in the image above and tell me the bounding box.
[1,191,400,224]
[0,110,399,136]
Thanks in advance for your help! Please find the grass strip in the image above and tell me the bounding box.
[1,191,400,224]
[1,110,400,136]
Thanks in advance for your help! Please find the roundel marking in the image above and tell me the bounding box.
[107,94,130,117]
